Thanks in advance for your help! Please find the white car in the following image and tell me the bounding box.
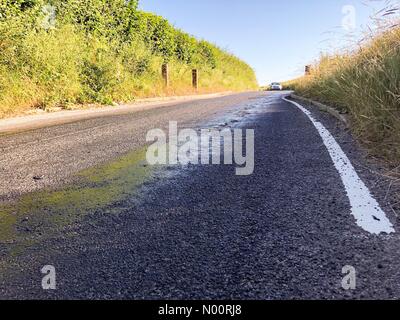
[270,82,283,91]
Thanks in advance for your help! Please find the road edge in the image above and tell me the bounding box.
[283,96,395,235]
[0,91,242,134]
[289,93,349,128]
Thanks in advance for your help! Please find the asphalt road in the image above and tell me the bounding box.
[0,92,260,201]
[1,91,400,299]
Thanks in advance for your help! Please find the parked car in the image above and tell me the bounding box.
[270,82,283,91]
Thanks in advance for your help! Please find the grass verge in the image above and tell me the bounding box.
[287,26,400,168]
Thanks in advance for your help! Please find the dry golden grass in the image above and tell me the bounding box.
[289,24,400,166]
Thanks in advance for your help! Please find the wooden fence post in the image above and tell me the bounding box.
[192,69,198,91]
[162,63,169,87]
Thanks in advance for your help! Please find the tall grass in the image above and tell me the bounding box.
[289,21,400,165]
[0,1,258,118]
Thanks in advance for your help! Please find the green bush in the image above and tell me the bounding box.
[0,0,257,117]
[175,31,196,64]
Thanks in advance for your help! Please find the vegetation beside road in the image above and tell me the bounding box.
[0,0,257,118]
[288,24,400,166]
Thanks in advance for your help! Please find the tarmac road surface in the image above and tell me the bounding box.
[1,91,399,299]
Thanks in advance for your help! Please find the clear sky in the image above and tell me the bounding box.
[139,0,391,86]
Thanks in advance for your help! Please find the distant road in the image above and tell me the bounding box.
[1,91,400,299]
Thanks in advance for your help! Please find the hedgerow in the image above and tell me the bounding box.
[0,0,257,117]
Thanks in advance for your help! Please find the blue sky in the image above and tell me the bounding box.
[139,0,388,85]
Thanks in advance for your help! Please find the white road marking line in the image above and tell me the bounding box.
[283,97,395,235]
